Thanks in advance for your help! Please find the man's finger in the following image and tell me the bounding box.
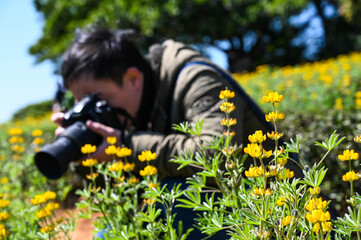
[86,120,120,137]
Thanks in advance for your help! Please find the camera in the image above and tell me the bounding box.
[34,95,122,179]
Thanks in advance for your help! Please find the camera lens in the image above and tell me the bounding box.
[34,121,102,179]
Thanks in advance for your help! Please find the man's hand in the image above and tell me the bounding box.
[86,120,122,162]
[51,112,66,136]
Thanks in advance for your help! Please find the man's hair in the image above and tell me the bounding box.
[61,28,147,88]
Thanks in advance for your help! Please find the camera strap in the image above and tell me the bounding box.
[114,107,136,143]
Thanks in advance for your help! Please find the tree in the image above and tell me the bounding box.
[30,0,361,73]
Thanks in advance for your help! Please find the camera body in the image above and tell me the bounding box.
[35,95,121,179]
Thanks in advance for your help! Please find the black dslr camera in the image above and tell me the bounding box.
[34,95,122,179]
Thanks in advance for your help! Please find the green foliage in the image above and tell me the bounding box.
[12,100,53,121]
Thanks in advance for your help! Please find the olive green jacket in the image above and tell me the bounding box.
[126,40,301,180]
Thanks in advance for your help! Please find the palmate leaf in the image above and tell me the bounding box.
[315,130,345,150]
[301,164,328,187]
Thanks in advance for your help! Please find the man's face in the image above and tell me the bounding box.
[68,71,143,119]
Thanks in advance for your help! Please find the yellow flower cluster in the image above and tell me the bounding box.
[278,168,294,180]
[251,187,273,197]
[282,216,292,226]
[265,111,285,122]
[40,224,55,234]
[219,89,235,99]
[338,149,359,161]
[262,91,284,103]
[248,130,266,143]
[86,173,99,180]
[276,196,294,206]
[32,129,43,137]
[220,118,237,126]
[128,177,140,184]
[0,224,9,237]
[81,144,97,154]
[305,196,332,234]
[267,131,284,140]
[82,158,98,167]
[140,165,158,176]
[0,212,10,221]
[8,136,24,144]
[8,128,23,136]
[30,191,56,205]
[342,170,360,182]
[107,136,117,145]
[123,163,135,172]
[105,145,117,155]
[0,200,10,208]
[116,147,132,158]
[109,161,124,172]
[138,151,157,162]
[148,182,159,189]
[309,187,321,195]
[244,143,272,158]
[220,102,236,113]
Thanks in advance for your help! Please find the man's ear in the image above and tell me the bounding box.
[123,67,143,90]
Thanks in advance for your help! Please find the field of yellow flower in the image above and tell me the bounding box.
[1,51,361,239]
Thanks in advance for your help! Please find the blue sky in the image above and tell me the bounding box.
[0,1,56,123]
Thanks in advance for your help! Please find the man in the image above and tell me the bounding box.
[52,28,301,239]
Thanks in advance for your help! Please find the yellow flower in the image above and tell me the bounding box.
[220,102,236,113]
[276,196,287,206]
[148,182,159,189]
[342,170,360,182]
[334,98,343,110]
[32,137,45,145]
[354,135,361,143]
[262,91,283,103]
[109,161,124,172]
[81,144,97,154]
[251,187,273,196]
[82,158,98,167]
[140,165,158,176]
[116,147,132,158]
[138,151,157,162]
[306,197,327,211]
[11,145,25,153]
[244,143,262,158]
[245,166,265,178]
[31,191,56,205]
[128,177,139,184]
[32,129,43,137]
[8,136,24,144]
[40,224,55,234]
[277,157,288,166]
[107,136,117,145]
[144,198,156,205]
[123,163,135,171]
[0,200,10,208]
[0,212,10,221]
[86,173,99,180]
[267,131,284,140]
[306,209,331,223]
[0,178,8,184]
[44,202,60,211]
[36,208,53,219]
[265,111,285,122]
[338,149,359,161]
[278,169,294,180]
[220,118,237,126]
[8,128,23,136]
[309,187,321,195]
[223,130,236,137]
[219,89,235,99]
[105,145,117,155]
[0,224,9,237]
[321,221,332,232]
[282,216,292,226]
[248,130,266,144]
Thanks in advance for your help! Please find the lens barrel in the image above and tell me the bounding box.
[34,121,102,179]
